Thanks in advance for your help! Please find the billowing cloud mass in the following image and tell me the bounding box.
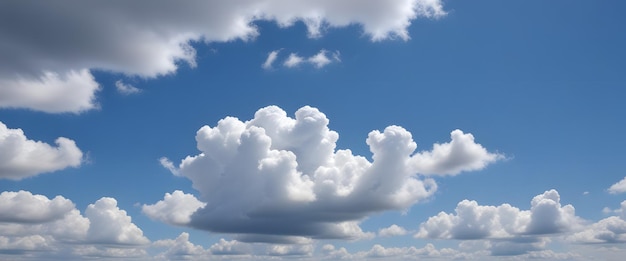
[608,176,626,194]
[0,0,445,113]
[0,191,148,259]
[148,105,501,241]
[0,122,83,180]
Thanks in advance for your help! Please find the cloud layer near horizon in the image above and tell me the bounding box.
[0,191,148,258]
[147,105,502,241]
[0,0,445,113]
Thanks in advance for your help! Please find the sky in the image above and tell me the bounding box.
[0,0,625,260]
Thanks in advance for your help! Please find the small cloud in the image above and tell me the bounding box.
[583,191,589,195]
[378,224,408,237]
[278,49,341,69]
[308,50,332,68]
[283,53,304,68]
[159,157,179,176]
[115,80,141,95]
[262,49,281,70]
[608,176,626,194]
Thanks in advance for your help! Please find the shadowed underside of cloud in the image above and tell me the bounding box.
[0,0,446,113]
[146,105,502,242]
[0,121,83,180]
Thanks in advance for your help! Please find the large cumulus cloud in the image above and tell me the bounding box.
[0,122,83,180]
[0,0,445,113]
[146,105,502,241]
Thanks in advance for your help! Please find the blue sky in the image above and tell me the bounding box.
[0,0,625,260]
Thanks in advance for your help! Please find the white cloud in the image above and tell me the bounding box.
[151,105,499,242]
[153,232,208,259]
[568,200,626,244]
[283,53,305,68]
[378,224,408,237]
[209,238,252,256]
[308,50,333,68]
[262,50,281,70]
[159,157,180,176]
[411,129,504,176]
[0,122,83,180]
[279,49,341,69]
[85,197,150,245]
[267,244,314,256]
[0,191,74,224]
[0,191,149,259]
[608,176,626,194]
[0,70,100,113]
[142,190,206,226]
[0,1,445,113]
[416,190,583,240]
[321,243,460,260]
[114,80,141,95]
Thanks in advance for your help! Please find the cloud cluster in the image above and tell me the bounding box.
[321,243,460,260]
[0,122,83,180]
[148,105,501,241]
[416,190,582,240]
[416,190,585,256]
[0,191,148,258]
[568,200,626,244]
[0,0,445,113]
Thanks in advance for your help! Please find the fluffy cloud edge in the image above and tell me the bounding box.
[0,121,83,180]
[0,191,149,259]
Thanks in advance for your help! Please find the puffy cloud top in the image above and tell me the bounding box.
[0,191,149,258]
[149,105,501,241]
[0,121,83,180]
[0,0,445,113]
[416,189,583,240]
[0,191,74,223]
